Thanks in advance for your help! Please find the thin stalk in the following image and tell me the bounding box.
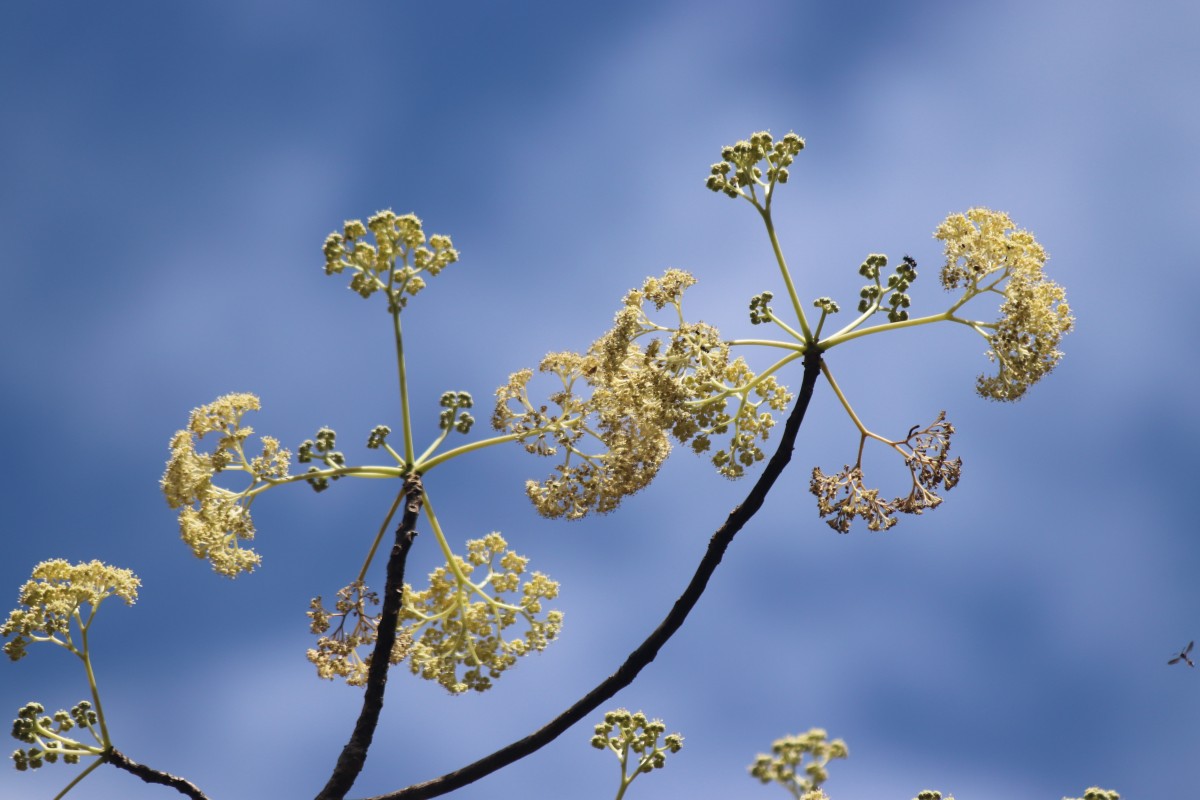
[357,487,409,585]
[726,338,804,351]
[416,431,522,472]
[78,609,110,746]
[52,758,103,800]
[392,310,416,466]
[821,310,954,350]
[758,207,813,343]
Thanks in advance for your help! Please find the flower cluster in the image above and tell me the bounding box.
[399,532,562,693]
[161,393,288,576]
[494,271,791,518]
[810,413,960,533]
[590,708,683,793]
[935,208,1073,401]
[306,581,411,686]
[322,210,459,313]
[912,793,956,800]
[748,728,848,800]
[1064,790,1120,800]
[10,701,104,770]
[706,131,806,199]
[2,560,139,661]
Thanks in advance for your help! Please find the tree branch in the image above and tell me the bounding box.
[107,748,210,800]
[366,347,824,800]
[316,473,424,800]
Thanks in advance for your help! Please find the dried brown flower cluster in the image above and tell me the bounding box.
[306,581,410,686]
[811,413,961,533]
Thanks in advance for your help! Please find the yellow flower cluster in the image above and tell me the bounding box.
[161,393,290,576]
[935,208,1074,401]
[399,532,562,694]
[493,271,791,519]
[2,560,139,661]
[748,728,848,799]
[306,581,411,686]
[322,210,458,313]
[1064,790,1120,800]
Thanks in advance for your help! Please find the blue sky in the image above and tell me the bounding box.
[2,1,1198,798]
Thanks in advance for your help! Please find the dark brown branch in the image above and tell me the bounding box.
[366,347,824,800]
[316,474,425,800]
[107,747,209,800]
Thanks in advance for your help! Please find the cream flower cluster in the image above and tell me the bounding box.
[2,560,139,661]
[935,208,1074,401]
[161,393,289,576]
[399,532,562,694]
[493,270,791,519]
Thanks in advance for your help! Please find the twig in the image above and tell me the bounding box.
[107,747,209,800]
[365,347,824,800]
[315,474,425,800]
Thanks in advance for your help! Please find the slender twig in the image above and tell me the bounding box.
[364,347,825,800]
[106,748,209,800]
[315,473,425,800]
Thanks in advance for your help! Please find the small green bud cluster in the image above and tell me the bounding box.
[749,291,775,324]
[857,253,918,322]
[306,581,410,686]
[591,708,683,792]
[366,425,391,449]
[162,394,286,576]
[2,560,140,662]
[810,413,960,533]
[400,532,562,693]
[812,297,840,315]
[10,701,102,770]
[298,427,345,492]
[322,210,458,313]
[438,391,475,433]
[706,131,805,199]
[748,727,847,799]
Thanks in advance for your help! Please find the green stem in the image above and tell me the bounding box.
[52,757,104,800]
[357,487,408,584]
[820,362,868,443]
[726,338,804,351]
[416,431,521,472]
[420,494,465,582]
[820,309,954,349]
[757,206,813,343]
[393,310,416,466]
[242,466,406,498]
[78,607,111,747]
